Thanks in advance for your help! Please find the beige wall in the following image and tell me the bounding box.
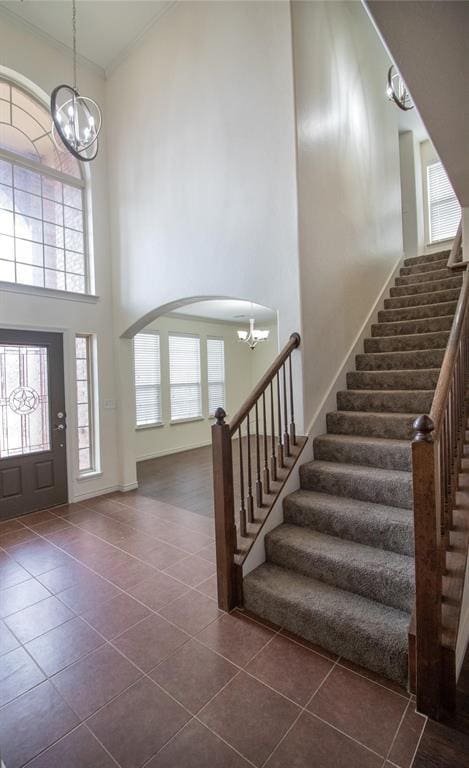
[292,0,403,429]
[135,315,277,462]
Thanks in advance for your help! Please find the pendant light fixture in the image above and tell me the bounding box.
[237,317,270,350]
[386,65,413,111]
[51,0,102,161]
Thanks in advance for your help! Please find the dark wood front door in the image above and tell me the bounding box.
[0,329,68,520]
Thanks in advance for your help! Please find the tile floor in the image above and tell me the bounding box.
[0,491,427,768]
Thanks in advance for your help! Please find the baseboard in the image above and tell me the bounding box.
[136,440,212,463]
[70,483,122,503]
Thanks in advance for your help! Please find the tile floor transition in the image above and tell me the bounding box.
[0,491,427,768]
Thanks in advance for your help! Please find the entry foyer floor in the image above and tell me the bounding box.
[1,478,429,768]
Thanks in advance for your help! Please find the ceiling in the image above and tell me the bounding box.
[0,1,174,73]
[170,300,277,326]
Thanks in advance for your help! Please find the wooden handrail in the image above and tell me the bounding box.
[447,219,463,270]
[229,333,301,435]
[411,226,469,717]
[212,331,304,611]
[430,269,469,434]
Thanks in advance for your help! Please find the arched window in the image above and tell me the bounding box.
[0,78,89,294]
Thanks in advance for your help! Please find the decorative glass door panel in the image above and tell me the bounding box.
[0,344,50,457]
[0,329,67,520]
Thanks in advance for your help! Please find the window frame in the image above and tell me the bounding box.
[0,78,90,296]
[207,336,226,417]
[426,160,461,245]
[75,333,98,477]
[168,332,203,424]
[133,331,163,429]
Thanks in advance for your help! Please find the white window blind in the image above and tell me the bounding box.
[134,333,161,426]
[427,162,461,243]
[169,334,202,421]
[207,338,225,416]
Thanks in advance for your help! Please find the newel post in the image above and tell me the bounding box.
[212,408,238,611]
[412,414,442,718]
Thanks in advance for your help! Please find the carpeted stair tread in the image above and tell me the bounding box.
[337,389,433,414]
[243,563,410,684]
[356,348,445,371]
[400,257,448,276]
[390,275,462,298]
[326,410,418,440]
[371,315,454,337]
[313,433,411,471]
[299,460,412,509]
[396,267,452,286]
[403,250,450,267]
[265,524,414,612]
[347,368,440,390]
[384,287,460,310]
[378,301,457,323]
[284,489,413,554]
[364,330,449,353]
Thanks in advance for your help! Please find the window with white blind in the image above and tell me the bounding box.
[134,333,161,427]
[207,337,225,416]
[169,334,202,421]
[427,162,461,244]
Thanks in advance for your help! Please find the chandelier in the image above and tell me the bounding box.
[386,65,413,111]
[51,0,102,161]
[237,318,270,350]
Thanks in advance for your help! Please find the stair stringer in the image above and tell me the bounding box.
[242,251,404,578]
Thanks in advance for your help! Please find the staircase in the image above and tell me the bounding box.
[244,248,460,686]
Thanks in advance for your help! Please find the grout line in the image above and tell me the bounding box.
[408,709,428,768]
[383,697,412,765]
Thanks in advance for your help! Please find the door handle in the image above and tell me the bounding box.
[54,424,65,431]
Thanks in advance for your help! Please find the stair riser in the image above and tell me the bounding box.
[299,465,413,509]
[265,537,414,612]
[400,258,448,276]
[347,369,440,390]
[356,349,445,371]
[396,268,452,286]
[364,331,449,353]
[327,412,416,440]
[390,276,461,298]
[337,390,433,414]
[313,436,411,470]
[403,250,450,267]
[384,288,460,310]
[371,315,454,337]
[243,573,409,684]
[378,301,457,323]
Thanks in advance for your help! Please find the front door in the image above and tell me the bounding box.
[0,329,68,520]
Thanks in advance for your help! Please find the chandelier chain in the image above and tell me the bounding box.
[72,0,77,91]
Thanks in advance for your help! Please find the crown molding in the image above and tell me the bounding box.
[104,1,178,78]
[0,4,105,78]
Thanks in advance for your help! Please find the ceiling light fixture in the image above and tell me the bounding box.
[386,65,413,111]
[51,0,102,161]
[237,317,270,350]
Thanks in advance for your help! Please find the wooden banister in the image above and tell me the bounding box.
[412,220,469,717]
[212,332,305,611]
[229,333,300,435]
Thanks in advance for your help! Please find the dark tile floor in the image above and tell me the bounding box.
[0,488,427,768]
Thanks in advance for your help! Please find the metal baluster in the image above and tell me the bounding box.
[288,353,297,447]
[238,425,247,538]
[276,371,284,468]
[246,413,254,522]
[262,391,270,495]
[282,363,290,457]
[270,380,277,481]
[255,401,263,507]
